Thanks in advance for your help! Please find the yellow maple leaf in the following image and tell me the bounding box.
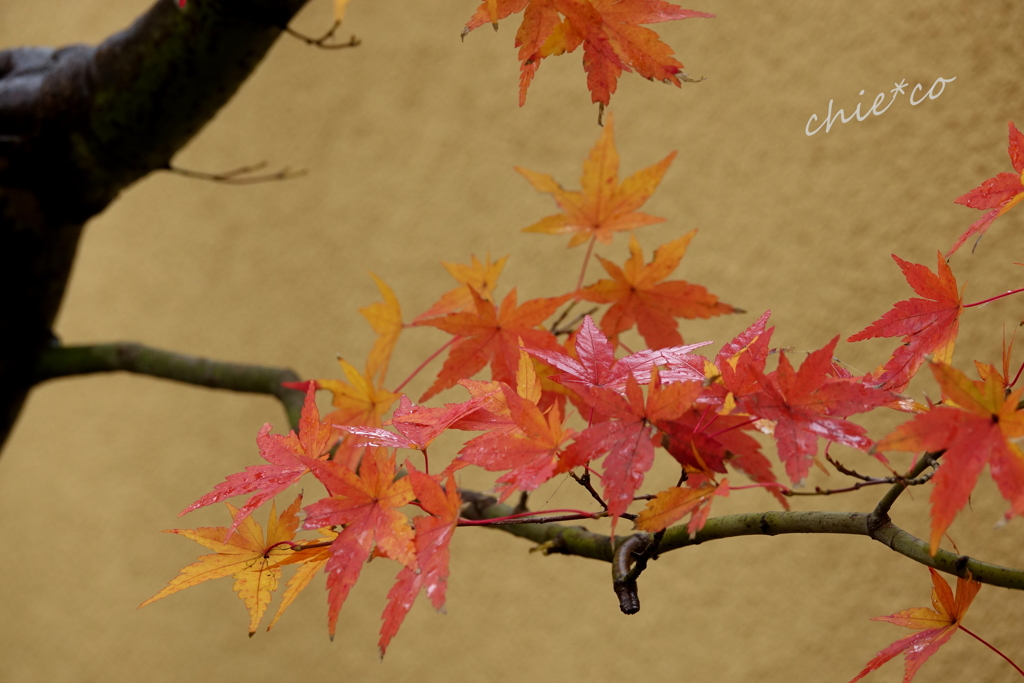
[318,357,399,470]
[266,527,339,631]
[359,273,403,383]
[413,254,509,323]
[140,495,303,636]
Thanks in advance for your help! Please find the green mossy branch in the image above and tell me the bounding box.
[33,343,304,430]
[460,493,1024,592]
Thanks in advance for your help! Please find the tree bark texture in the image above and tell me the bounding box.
[0,0,311,450]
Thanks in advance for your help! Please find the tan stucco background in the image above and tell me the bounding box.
[3,1,1024,681]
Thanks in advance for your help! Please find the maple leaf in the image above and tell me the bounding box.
[947,121,1024,257]
[528,314,709,405]
[875,361,1024,554]
[706,310,775,402]
[413,254,509,323]
[318,357,400,470]
[141,495,303,636]
[657,407,788,508]
[564,370,701,530]
[458,383,574,499]
[849,568,981,683]
[515,114,676,247]
[334,0,353,23]
[302,448,416,638]
[360,273,403,384]
[379,464,462,656]
[266,526,338,631]
[463,0,714,107]
[580,232,737,348]
[336,392,495,463]
[415,288,569,401]
[847,253,963,393]
[737,336,894,485]
[180,384,334,536]
[634,474,729,537]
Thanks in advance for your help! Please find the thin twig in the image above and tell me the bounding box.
[284,21,361,50]
[168,161,307,184]
[869,451,942,532]
[572,470,608,510]
[784,458,936,497]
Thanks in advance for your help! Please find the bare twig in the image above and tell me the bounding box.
[572,470,608,510]
[167,161,307,184]
[868,451,942,533]
[284,21,361,49]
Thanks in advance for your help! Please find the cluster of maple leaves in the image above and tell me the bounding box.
[140,112,1024,679]
[154,5,1024,674]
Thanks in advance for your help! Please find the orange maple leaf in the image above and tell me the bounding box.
[516,114,676,247]
[301,448,416,638]
[141,495,304,636]
[850,569,982,683]
[580,231,737,348]
[634,474,729,537]
[847,253,963,393]
[413,254,509,323]
[875,361,1024,554]
[415,288,569,401]
[463,0,713,107]
[947,121,1024,257]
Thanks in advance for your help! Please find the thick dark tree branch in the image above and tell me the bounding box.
[0,0,317,452]
[33,343,305,430]
[460,492,1024,614]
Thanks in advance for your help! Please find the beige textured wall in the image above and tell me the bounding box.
[2,1,1024,681]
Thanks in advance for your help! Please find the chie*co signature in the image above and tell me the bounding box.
[805,76,956,136]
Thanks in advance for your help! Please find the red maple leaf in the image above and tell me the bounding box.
[415,288,569,401]
[336,393,494,454]
[875,361,1024,554]
[179,385,334,536]
[563,370,701,530]
[708,310,775,400]
[301,448,416,638]
[458,383,574,500]
[579,232,737,348]
[847,253,963,393]
[463,0,713,107]
[947,121,1024,256]
[737,336,894,485]
[528,314,709,404]
[379,464,462,657]
[657,407,788,508]
[850,569,982,683]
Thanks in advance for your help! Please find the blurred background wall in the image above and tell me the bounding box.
[2,1,1023,681]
